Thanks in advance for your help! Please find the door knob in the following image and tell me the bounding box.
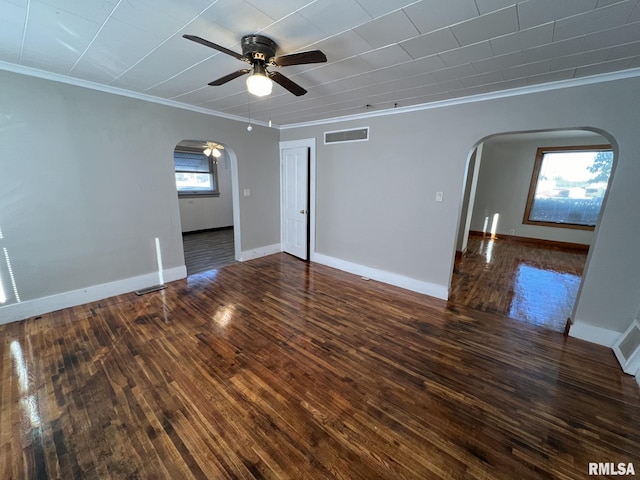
[299,209,306,214]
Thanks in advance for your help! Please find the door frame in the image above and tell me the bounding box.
[279,138,316,260]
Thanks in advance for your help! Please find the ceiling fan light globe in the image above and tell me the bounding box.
[203,147,212,157]
[246,73,272,97]
[212,148,222,158]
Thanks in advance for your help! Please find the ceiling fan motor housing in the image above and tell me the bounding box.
[241,35,277,62]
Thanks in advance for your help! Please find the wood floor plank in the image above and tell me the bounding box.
[1,253,639,479]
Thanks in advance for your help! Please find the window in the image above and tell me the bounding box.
[523,145,613,230]
[174,149,219,196]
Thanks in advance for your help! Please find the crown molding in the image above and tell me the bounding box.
[3,59,640,132]
[280,66,640,130]
[0,60,275,128]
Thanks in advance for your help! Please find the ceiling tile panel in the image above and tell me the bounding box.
[628,1,640,22]
[628,56,640,67]
[403,0,479,35]
[144,56,242,98]
[549,49,611,72]
[397,54,448,75]
[0,2,26,63]
[313,30,373,61]
[73,18,167,79]
[517,0,599,30]
[553,0,638,42]
[399,28,460,59]
[69,59,120,83]
[521,36,585,63]
[260,13,325,53]
[197,0,274,37]
[459,70,504,87]
[22,2,101,73]
[431,63,477,82]
[501,59,551,80]
[450,6,519,46]
[574,56,634,77]
[581,21,640,51]
[438,41,493,67]
[603,40,640,60]
[471,51,524,73]
[364,65,410,83]
[359,44,413,69]
[35,0,119,23]
[299,0,372,36]
[244,0,312,20]
[353,9,420,49]
[526,68,576,85]
[354,0,418,19]
[474,0,518,15]
[490,22,554,56]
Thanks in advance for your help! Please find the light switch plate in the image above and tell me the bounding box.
[435,191,443,202]
[243,188,251,197]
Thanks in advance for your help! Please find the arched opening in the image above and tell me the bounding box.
[173,139,241,275]
[451,128,617,334]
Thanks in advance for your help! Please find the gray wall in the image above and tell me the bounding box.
[281,75,640,334]
[178,151,234,233]
[470,132,609,245]
[0,69,279,305]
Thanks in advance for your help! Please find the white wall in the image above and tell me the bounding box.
[0,69,280,321]
[281,74,640,336]
[178,151,234,233]
[470,132,608,245]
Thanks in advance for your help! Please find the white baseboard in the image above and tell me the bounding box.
[0,266,187,326]
[569,322,621,348]
[312,252,449,300]
[239,243,281,262]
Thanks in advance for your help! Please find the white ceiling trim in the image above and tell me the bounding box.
[0,60,272,128]
[3,59,640,132]
[281,66,640,130]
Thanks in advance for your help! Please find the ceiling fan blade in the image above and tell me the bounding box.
[272,50,327,67]
[183,34,245,60]
[208,69,251,86]
[269,71,307,96]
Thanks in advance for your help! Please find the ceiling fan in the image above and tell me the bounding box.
[183,34,327,97]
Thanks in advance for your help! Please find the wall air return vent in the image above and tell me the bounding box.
[613,319,640,375]
[324,127,369,144]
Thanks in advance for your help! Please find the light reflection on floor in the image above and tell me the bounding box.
[509,264,581,328]
[450,236,588,333]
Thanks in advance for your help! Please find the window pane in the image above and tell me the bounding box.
[529,150,612,227]
[175,172,213,191]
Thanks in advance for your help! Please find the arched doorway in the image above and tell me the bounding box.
[451,128,616,333]
[173,139,241,275]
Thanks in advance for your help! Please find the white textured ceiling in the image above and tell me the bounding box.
[2,0,640,126]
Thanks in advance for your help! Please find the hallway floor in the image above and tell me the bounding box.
[449,235,588,333]
[182,227,236,275]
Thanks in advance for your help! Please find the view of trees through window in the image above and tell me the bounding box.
[525,146,613,229]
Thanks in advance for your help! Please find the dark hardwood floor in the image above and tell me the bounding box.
[450,235,588,333]
[182,227,236,275]
[1,253,638,479]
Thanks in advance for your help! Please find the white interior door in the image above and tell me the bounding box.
[282,146,309,260]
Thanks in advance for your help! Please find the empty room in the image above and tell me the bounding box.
[1,1,640,478]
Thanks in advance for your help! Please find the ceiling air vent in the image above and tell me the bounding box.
[324,127,369,144]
